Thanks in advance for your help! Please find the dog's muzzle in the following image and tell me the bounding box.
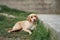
[33,19,37,22]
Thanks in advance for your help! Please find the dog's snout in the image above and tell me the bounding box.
[33,19,36,22]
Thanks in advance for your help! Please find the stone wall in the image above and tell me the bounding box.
[56,0,60,14]
[0,0,56,14]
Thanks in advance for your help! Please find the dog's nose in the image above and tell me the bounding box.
[34,19,36,22]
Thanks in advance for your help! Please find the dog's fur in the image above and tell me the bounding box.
[8,14,38,35]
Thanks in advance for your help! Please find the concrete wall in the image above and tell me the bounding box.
[0,0,56,14]
[56,0,60,14]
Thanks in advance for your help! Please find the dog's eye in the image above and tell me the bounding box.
[31,16,33,18]
[34,16,36,17]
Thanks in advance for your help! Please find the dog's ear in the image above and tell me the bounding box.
[27,16,32,22]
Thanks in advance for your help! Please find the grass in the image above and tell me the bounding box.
[0,5,50,40]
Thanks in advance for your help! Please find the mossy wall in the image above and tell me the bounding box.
[0,0,56,14]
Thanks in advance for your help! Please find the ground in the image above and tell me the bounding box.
[0,5,50,40]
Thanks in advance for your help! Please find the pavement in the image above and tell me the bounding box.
[37,14,60,40]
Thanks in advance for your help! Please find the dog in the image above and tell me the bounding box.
[8,14,38,35]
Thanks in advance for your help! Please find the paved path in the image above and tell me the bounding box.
[37,14,60,40]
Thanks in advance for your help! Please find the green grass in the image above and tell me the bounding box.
[0,5,50,40]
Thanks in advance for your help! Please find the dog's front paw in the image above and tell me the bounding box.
[29,32,32,35]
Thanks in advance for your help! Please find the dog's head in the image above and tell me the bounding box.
[27,14,38,23]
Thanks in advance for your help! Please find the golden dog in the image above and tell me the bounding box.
[8,14,38,35]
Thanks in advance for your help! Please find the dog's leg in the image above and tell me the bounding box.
[8,27,18,33]
[31,25,36,30]
[8,29,21,33]
[8,29,14,33]
[8,23,22,33]
[23,29,32,35]
[8,27,22,33]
